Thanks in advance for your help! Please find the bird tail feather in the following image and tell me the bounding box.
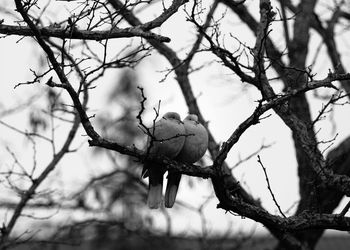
[165,173,182,208]
[147,166,163,209]
[147,184,163,209]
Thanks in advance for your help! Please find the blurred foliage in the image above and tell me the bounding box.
[95,69,144,149]
[28,110,47,133]
[66,68,153,242]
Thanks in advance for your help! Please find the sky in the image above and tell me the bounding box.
[0,0,350,238]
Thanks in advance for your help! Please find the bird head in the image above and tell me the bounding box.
[163,112,182,123]
[185,114,199,124]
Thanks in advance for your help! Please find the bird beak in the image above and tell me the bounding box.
[179,120,184,124]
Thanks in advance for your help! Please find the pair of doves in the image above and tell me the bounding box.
[142,112,209,209]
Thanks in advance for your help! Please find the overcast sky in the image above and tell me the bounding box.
[0,0,350,237]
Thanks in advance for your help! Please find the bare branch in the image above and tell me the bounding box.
[0,23,171,42]
[257,155,286,218]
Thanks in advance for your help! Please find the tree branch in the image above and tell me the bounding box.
[0,23,171,42]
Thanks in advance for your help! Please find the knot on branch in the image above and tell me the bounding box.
[260,0,276,22]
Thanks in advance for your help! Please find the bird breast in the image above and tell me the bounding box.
[176,123,208,163]
[148,119,185,158]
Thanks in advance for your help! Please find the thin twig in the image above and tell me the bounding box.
[257,155,286,218]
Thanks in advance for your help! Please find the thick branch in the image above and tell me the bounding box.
[0,23,170,42]
[218,197,350,232]
[88,138,215,178]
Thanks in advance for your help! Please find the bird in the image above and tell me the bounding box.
[143,112,185,209]
[164,114,208,208]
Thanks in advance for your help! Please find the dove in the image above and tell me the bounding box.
[164,114,208,208]
[143,112,185,209]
